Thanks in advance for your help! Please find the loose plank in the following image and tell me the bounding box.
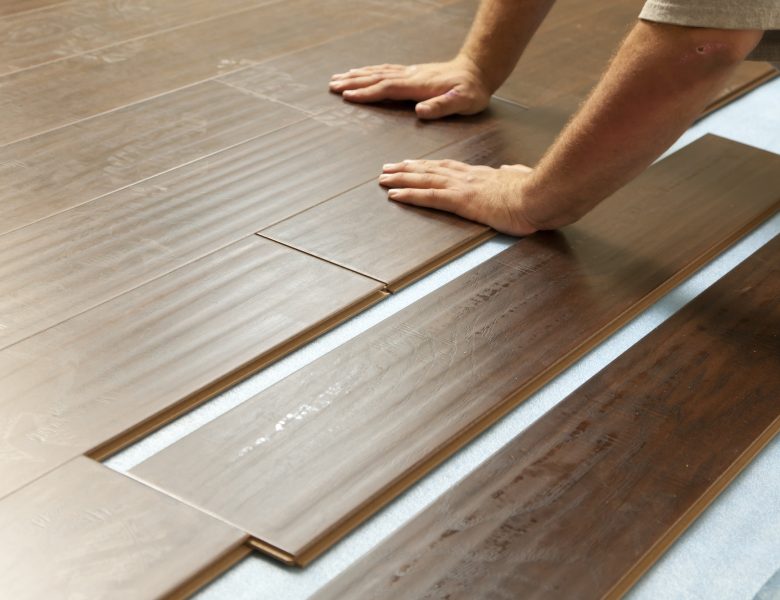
[0,0,270,75]
[0,102,495,349]
[0,0,426,146]
[315,235,780,600]
[130,136,780,565]
[0,456,248,600]
[262,100,565,289]
[0,236,383,499]
[0,80,303,236]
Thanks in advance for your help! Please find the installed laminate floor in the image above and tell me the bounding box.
[0,236,383,499]
[130,136,780,566]
[0,456,247,600]
[0,0,777,596]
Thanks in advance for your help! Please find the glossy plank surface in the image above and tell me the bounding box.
[262,100,565,288]
[316,235,780,600]
[0,236,383,499]
[0,0,425,146]
[0,0,271,75]
[0,102,493,349]
[0,81,303,236]
[130,136,780,565]
[0,456,247,600]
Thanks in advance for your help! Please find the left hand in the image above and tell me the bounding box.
[379,159,539,236]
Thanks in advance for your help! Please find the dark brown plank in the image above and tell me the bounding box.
[701,63,778,117]
[0,0,428,146]
[0,456,248,600]
[129,135,780,565]
[261,100,565,289]
[0,236,383,499]
[218,0,477,114]
[0,80,303,236]
[0,0,270,75]
[0,102,495,349]
[315,234,780,600]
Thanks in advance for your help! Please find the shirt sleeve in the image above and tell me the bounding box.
[640,0,780,30]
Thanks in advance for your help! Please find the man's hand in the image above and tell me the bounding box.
[379,159,539,236]
[329,57,492,119]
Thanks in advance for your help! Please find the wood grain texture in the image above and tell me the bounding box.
[0,0,67,18]
[0,236,383,499]
[262,100,565,289]
[0,0,428,146]
[0,101,495,349]
[315,234,780,600]
[130,135,780,565]
[0,80,303,236]
[0,456,247,600]
[0,0,272,75]
[218,0,477,114]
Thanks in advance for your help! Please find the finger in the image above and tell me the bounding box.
[378,172,451,189]
[331,64,406,80]
[386,187,461,213]
[382,159,470,175]
[415,88,473,119]
[341,79,419,103]
[329,74,386,92]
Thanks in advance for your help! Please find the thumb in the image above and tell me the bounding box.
[415,88,470,120]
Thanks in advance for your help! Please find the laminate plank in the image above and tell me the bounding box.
[218,0,477,114]
[261,100,566,289]
[0,456,248,600]
[0,80,303,236]
[701,63,778,117]
[130,135,780,565]
[0,103,494,350]
[0,0,272,75]
[0,236,383,499]
[314,234,780,600]
[0,0,428,146]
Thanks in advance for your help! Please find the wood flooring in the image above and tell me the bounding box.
[314,233,780,600]
[0,0,776,595]
[0,456,248,599]
[130,136,780,566]
[0,237,383,499]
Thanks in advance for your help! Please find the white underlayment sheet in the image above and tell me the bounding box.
[107,77,780,600]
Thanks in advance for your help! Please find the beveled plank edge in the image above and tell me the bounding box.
[165,542,254,600]
[386,229,496,292]
[247,538,297,566]
[283,199,780,566]
[700,67,778,119]
[88,289,389,462]
[605,414,780,600]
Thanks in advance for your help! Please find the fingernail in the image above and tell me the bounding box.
[388,189,400,199]
[383,163,397,170]
[343,90,354,96]
[378,174,390,182]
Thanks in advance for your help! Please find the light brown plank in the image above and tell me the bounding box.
[315,234,780,600]
[0,0,429,146]
[702,62,778,117]
[0,456,247,600]
[129,135,780,565]
[0,102,493,349]
[261,100,565,289]
[0,0,66,18]
[218,0,477,114]
[0,80,303,236]
[0,236,383,499]
[0,0,272,75]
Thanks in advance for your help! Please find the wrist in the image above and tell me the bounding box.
[453,53,498,93]
[518,174,581,231]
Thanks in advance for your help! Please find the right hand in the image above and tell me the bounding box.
[329,57,492,120]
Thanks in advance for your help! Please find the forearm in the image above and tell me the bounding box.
[458,0,556,91]
[520,21,763,229]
